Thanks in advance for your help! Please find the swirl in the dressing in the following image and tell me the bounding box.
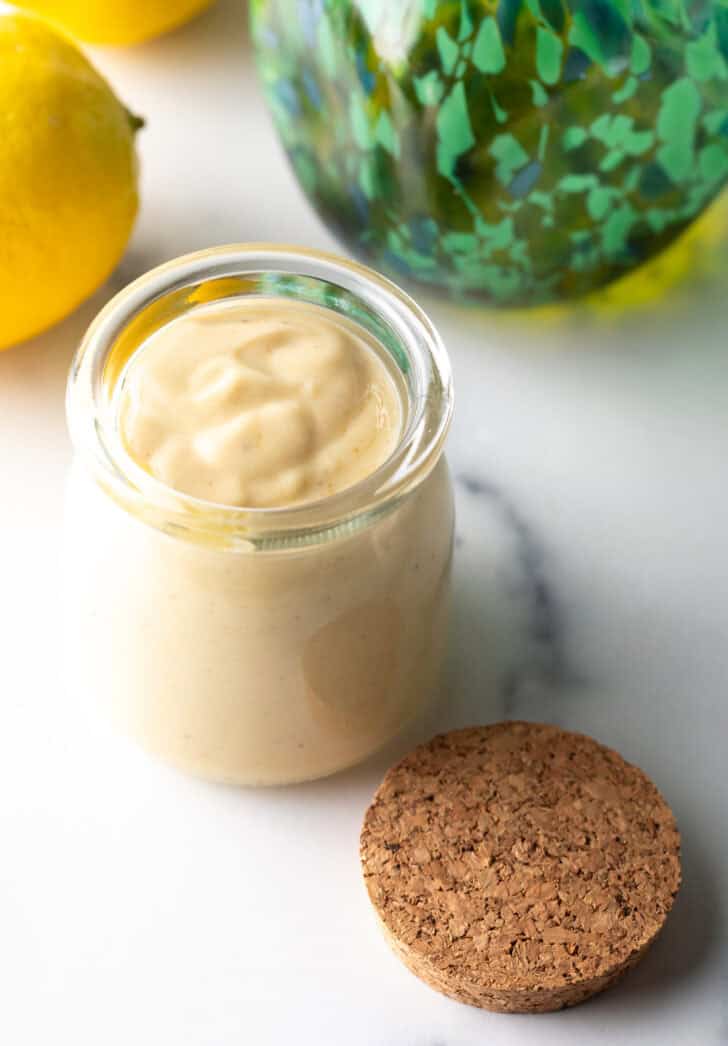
[117,298,403,508]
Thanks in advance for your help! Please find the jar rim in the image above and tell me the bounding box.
[66,243,453,548]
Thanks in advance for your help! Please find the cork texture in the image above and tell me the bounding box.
[360,721,681,1013]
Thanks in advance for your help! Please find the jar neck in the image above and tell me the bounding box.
[66,244,453,550]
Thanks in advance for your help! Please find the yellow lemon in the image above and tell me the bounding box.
[13,0,216,45]
[0,12,141,350]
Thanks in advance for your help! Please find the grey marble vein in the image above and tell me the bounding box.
[451,470,572,723]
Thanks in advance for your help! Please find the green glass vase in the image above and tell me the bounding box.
[251,0,728,305]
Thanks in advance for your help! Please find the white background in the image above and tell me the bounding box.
[1,1,726,1043]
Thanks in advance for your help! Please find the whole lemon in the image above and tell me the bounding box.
[14,0,215,45]
[0,12,141,350]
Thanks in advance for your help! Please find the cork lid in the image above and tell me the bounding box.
[360,721,681,1013]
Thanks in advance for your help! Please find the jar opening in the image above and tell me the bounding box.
[67,245,453,549]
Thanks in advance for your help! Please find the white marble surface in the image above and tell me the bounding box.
[1,2,727,1043]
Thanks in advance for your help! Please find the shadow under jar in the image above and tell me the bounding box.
[64,245,454,786]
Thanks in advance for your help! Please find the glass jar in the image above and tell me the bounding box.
[252,0,728,305]
[65,245,454,785]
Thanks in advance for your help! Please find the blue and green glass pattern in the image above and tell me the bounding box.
[251,0,728,304]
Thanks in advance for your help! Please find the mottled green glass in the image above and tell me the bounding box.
[251,0,728,305]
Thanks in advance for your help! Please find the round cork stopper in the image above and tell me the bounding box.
[360,722,681,1013]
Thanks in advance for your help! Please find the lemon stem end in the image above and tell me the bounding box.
[126,109,146,133]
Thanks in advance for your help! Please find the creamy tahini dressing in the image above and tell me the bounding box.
[116,298,403,508]
[66,294,453,785]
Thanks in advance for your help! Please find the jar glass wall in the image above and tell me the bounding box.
[65,245,454,785]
